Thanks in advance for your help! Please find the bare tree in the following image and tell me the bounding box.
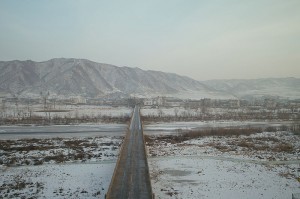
[1,100,6,119]
[53,98,57,109]
[13,95,22,121]
[174,108,179,118]
[40,91,50,111]
[157,108,164,118]
[26,100,33,119]
[200,100,207,114]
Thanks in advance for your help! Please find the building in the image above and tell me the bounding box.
[143,96,165,107]
[71,96,87,104]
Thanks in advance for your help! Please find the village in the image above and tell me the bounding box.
[0,95,299,125]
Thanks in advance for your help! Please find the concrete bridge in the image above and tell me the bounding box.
[106,106,154,199]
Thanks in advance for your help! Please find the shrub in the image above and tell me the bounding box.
[273,143,293,153]
[265,126,277,132]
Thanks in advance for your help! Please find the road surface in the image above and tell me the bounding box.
[106,106,153,199]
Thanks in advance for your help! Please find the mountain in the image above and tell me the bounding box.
[202,78,300,99]
[0,58,230,99]
[0,58,299,100]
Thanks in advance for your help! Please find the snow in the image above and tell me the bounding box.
[1,115,299,198]
[0,136,122,167]
[0,136,122,198]
[146,130,300,198]
[2,104,131,119]
[143,121,293,135]
[149,157,299,199]
[36,105,131,118]
[0,162,115,199]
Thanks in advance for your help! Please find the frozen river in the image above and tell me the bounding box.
[0,124,127,139]
[0,120,295,139]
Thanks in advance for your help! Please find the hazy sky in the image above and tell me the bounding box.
[0,0,299,80]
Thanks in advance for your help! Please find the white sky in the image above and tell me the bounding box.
[0,0,299,80]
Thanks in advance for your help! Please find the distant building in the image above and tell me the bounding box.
[71,96,87,104]
[143,96,165,107]
[144,99,153,106]
[165,98,183,107]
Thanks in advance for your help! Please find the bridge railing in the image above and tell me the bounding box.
[139,107,155,199]
[105,108,134,198]
[105,106,154,199]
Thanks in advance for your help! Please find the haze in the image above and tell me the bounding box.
[0,0,299,80]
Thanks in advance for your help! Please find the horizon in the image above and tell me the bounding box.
[1,1,300,80]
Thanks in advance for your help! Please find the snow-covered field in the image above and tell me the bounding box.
[1,119,299,199]
[149,157,299,199]
[0,135,122,199]
[2,104,131,119]
[0,162,115,199]
[34,105,131,118]
[144,121,294,135]
[141,107,290,117]
[0,136,122,167]
[146,130,300,199]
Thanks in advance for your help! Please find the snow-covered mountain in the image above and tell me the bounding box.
[202,78,300,99]
[0,58,227,99]
[0,58,299,99]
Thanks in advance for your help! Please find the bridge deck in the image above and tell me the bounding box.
[106,106,153,199]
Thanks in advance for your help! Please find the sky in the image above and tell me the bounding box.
[0,0,299,80]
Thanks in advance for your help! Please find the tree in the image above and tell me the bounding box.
[174,108,179,118]
[157,108,164,117]
[40,91,50,111]
[200,99,207,114]
[1,100,6,119]
[26,100,33,119]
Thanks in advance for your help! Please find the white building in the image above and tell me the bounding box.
[72,96,87,104]
[143,96,165,107]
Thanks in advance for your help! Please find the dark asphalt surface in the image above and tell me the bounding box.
[106,106,153,199]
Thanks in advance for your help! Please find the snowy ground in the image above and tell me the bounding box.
[0,136,122,199]
[149,157,299,199]
[1,119,299,198]
[146,131,300,162]
[33,105,131,118]
[0,162,115,199]
[141,107,294,117]
[2,104,131,119]
[146,130,300,199]
[0,136,122,167]
[144,121,295,135]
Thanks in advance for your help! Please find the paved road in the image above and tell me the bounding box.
[106,106,153,199]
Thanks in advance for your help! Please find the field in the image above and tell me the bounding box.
[145,127,300,199]
[0,105,299,199]
[0,104,131,125]
[0,136,121,199]
[0,163,115,199]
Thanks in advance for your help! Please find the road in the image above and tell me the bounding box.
[106,106,153,199]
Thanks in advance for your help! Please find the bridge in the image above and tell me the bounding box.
[106,106,154,199]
